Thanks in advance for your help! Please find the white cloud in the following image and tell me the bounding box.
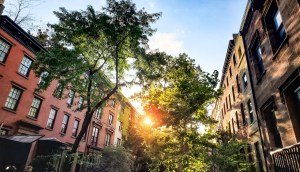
[148,32,184,55]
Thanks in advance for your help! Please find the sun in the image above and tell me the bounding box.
[144,117,153,126]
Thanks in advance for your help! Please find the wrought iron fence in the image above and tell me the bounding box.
[271,143,300,172]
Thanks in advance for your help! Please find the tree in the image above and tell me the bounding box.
[87,146,134,172]
[132,52,251,171]
[5,0,41,27]
[32,0,161,155]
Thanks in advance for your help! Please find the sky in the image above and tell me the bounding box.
[4,0,248,111]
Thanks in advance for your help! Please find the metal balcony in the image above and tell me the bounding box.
[271,143,300,172]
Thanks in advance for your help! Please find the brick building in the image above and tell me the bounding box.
[0,15,137,171]
[213,0,300,171]
[212,33,265,171]
[240,0,300,171]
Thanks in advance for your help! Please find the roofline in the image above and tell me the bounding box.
[0,15,46,53]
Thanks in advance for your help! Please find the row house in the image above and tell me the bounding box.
[212,34,266,171]
[240,0,300,171]
[213,0,300,171]
[0,15,137,172]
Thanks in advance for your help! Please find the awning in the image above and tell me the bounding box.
[0,135,44,143]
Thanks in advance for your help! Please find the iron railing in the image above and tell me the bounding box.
[271,143,300,172]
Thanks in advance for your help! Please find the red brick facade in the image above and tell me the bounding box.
[0,15,137,171]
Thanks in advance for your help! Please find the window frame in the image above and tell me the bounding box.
[53,83,63,98]
[72,119,80,137]
[105,133,111,146]
[108,112,114,125]
[91,126,99,146]
[18,56,33,77]
[263,1,287,54]
[247,100,254,123]
[28,97,42,119]
[60,114,70,134]
[4,86,23,111]
[46,108,57,129]
[67,90,75,107]
[0,38,12,63]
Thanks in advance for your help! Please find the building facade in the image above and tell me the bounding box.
[213,0,300,171]
[212,34,266,172]
[0,15,137,171]
[240,0,300,171]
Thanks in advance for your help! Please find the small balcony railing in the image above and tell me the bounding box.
[271,142,300,172]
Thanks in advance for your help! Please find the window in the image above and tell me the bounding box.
[61,114,69,134]
[229,67,232,77]
[238,47,242,58]
[262,102,282,148]
[53,83,63,98]
[111,99,116,108]
[279,70,300,140]
[46,108,57,129]
[247,100,254,123]
[233,54,236,66]
[0,38,11,63]
[95,108,102,119]
[4,86,23,111]
[117,138,121,145]
[228,122,231,135]
[108,112,114,125]
[241,103,246,126]
[254,142,264,172]
[18,56,33,77]
[78,96,83,111]
[67,90,75,107]
[72,119,80,137]
[28,97,42,119]
[232,86,235,102]
[242,73,248,89]
[38,71,49,86]
[105,133,111,146]
[226,77,229,87]
[229,94,232,109]
[250,36,265,79]
[247,144,254,163]
[91,126,99,146]
[225,97,228,110]
[264,1,286,53]
[236,74,241,92]
[235,111,240,129]
[232,118,235,134]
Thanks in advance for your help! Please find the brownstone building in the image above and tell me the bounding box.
[240,0,300,171]
[212,33,266,172]
[0,15,137,171]
[213,0,300,171]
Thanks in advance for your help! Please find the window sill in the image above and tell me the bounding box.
[272,35,288,60]
[0,61,5,66]
[45,127,53,131]
[26,116,38,121]
[59,132,66,137]
[71,136,76,139]
[256,70,266,85]
[17,72,29,80]
[2,107,16,114]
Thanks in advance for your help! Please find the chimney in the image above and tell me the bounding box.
[0,0,5,15]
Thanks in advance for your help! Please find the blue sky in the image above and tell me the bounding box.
[5,0,247,74]
[5,0,247,109]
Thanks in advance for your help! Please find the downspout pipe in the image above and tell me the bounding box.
[240,30,269,172]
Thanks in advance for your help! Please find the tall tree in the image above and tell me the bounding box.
[32,0,161,154]
[5,0,41,27]
[133,52,251,171]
